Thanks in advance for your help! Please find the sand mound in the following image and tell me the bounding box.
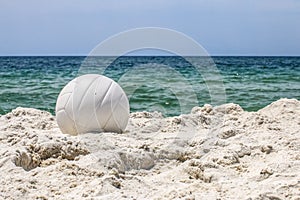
[0,99,299,199]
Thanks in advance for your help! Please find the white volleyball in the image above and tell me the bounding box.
[55,74,130,135]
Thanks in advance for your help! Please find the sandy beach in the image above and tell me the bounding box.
[0,98,299,199]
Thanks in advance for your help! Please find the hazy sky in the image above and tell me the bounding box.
[1,0,300,56]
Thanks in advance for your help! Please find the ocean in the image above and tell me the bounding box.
[0,56,299,116]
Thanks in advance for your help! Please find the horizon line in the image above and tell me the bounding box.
[1,54,300,57]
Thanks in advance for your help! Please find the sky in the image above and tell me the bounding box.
[0,0,300,56]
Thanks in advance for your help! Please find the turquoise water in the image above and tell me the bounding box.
[0,56,299,116]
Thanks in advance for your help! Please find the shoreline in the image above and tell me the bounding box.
[0,98,299,199]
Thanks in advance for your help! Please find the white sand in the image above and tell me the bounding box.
[0,98,299,199]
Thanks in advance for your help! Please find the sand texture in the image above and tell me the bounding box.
[0,98,299,199]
